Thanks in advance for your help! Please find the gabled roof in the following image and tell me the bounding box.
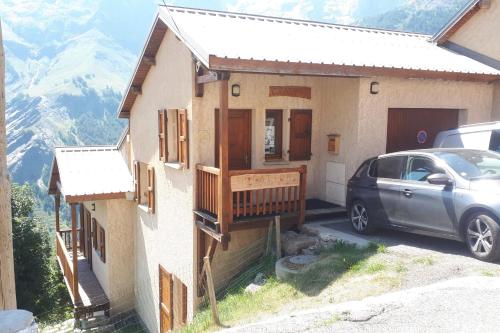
[432,0,483,45]
[48,146,134,203]
[118,5,500,118]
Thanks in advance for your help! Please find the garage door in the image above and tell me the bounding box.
[386,108,459,153]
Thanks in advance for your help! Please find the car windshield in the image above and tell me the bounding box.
[434,150,500,180]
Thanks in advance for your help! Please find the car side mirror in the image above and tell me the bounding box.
[427,173,453,186]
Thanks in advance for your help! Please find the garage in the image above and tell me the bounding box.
[386,108,459,153]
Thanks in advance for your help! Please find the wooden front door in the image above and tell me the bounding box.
[159,266,173,333]
[215,109,252,170]
[386,108,459,153]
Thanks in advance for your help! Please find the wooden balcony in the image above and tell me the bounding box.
[195,164,307,242]
[55,228,109,319]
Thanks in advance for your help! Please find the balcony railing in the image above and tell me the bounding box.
[55,232,78,302]
[195,164,307,233]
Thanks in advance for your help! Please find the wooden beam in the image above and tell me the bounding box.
[55,194,60,233]
[130,85,142,95]
[203,256,221,326]
[275,216,281,259]
[79,204,84,254]
[218,78,231,251]
[143,55,156,66]
[70,203,80,303]
[65,192,126,203]
[209,55,499,83]
[195,66,205,97]
[196,71,230,84]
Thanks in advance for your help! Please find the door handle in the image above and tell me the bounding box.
[402,189,412,197]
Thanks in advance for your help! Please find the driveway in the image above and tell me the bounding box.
[222,276,500,333]
[303,218,500,289]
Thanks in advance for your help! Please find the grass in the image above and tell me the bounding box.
[180,241,401,333]
[412,256,436,266]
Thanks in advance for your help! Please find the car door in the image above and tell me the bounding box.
[367,156,406,224]
[398,155,456,234]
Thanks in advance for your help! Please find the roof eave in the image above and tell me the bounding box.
[432,0,481,45]
[209,55,500,83]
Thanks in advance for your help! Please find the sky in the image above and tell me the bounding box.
[163,0,409,24]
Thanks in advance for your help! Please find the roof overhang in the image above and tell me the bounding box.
[209,56,500,83]
[433,0,489,45]
[48,146,134,203]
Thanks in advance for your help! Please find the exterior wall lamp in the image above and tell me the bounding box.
[91,203,96,211]
[231,84,240,97]
[370,81,379,95]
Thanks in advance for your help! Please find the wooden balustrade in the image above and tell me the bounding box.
[56,232,77,301]
[196,164,307,228]
[196,165,220,216]
[229,166,307,223]
[59,228,80,251]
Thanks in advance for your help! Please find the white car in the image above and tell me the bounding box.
[434,121,500,152]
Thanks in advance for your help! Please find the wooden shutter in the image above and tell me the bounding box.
[181,282,188,324]
[289,109,312,161]
[134,161,141,203]
[158,109,168,162]
[159,266,173,333]
[92,218,97,250]
[147,166,155,214]
[177,109,189,168]
[100,226,106,263]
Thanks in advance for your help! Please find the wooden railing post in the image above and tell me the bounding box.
[55,194,60,233]
[218,77,231,250]
[70,203,80,303]
[79,204,84,254]
[298,165,307,227]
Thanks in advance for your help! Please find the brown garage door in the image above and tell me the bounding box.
[387,108,459,153]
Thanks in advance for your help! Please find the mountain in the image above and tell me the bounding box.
[357,0,469,34]
[0,0,468,213]
[0,0,156,205]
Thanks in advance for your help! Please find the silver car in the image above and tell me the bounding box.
[347,149,500,262]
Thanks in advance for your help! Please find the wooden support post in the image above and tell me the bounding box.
[275,215,281,258]
[298,165,307,227]
[197,229,206,297]
[79,204,84,254]
[218,77,231,250]
[203,256,221,326]
[265,219,274,256]
[70,203,80,303]
[55,194,60,233]
[198,238,218,295]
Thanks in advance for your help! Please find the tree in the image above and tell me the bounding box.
[0,18,17,310]
[11,183,71,323]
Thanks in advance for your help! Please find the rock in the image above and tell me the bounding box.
[275,255,320,280]
[245,283,263,294]
[282,233,319,256]
[301,248,315,255]
[254,273,266,285]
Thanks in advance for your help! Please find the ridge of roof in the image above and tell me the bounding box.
[55,145,118,152]
[160,4,431,38]
[432,0,480,44]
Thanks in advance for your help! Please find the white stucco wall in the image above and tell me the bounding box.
[129,29,195,333]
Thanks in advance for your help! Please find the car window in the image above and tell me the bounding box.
[489,131,500,152]
[368,156,405,179]
[354,160,371,178]
[405,157,444,182]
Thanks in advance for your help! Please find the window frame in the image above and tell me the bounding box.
[158,108,189,169]
[264,109,284,161]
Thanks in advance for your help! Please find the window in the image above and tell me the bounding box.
[159,265,188,332]
[157,109,189,168]
[369,156,406,179]
[405,157,443,182]
[489,131,500,152]
[133,161,155,214]
[265,109,283,160]
[92,218,105,262]
[289,109,312,161]
[354,159,372,178]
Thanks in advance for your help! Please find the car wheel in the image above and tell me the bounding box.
[350,200,375,234]
[465,213,500,262]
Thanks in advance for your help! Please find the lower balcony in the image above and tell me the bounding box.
[56,229,109,319]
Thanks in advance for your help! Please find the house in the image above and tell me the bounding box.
[48,2,500,331]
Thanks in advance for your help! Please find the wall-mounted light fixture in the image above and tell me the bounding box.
[91,203,96,211]
[370,81,379,95]
[231,84,240,97]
